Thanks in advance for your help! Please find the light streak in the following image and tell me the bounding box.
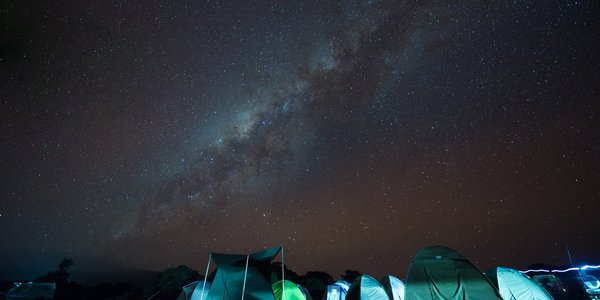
[520,264,600,274]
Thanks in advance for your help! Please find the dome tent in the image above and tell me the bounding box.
[346,275,388,300]
[205,246,281,300]
[486,267,554,300]
[327,280,350,300]
[405,246,502,300]
[296,284,313,300]
[272,280,307,300]
[381,275,405,300]
[176,281,211,300]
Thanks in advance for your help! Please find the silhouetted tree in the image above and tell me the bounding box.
[271,262,299,283]
[35,258,85,299]
[341,269,362,284]
[36,257,73,286]
[297,271,333,300]
[83,282,135,300]
[147,265,200,300]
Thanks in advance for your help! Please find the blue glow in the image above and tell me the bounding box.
[585,281,600,289]
[521,264,600,274]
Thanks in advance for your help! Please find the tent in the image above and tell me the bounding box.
[381,275,405,300]
[176,281,211,300]
[272,280,307,300]
[346,275,389,300]
[404,246,502,300]
[205,246,281,300]
[296,284,313,300]
[326,280,350,300]
[486,267,554,300]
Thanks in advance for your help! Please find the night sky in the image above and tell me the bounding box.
[1,0,599,279]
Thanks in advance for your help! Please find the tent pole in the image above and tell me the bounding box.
[200,253,211,300]
[281,246,285,300]
[241,254,250,300]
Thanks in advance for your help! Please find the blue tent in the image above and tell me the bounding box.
[327,280,350,300]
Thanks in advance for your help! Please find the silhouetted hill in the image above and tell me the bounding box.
[0,248,157,287]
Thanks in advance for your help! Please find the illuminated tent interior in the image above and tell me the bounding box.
[272,280,306,300]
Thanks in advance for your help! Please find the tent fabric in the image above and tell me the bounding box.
[327,281,350,300]
[272,280,307,300]
[206,246,281,300]
[486,267,554,300]
[381,275,405,300]
[191,281,212,300]
[405,246,502,300]
[211,246,281,266]
[176,281,196,300]
[346,275,389,300]
[296,284,313,300]
[177,281,211,300]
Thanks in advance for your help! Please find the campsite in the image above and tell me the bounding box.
[2,1,598,300]
[2,245,599,300]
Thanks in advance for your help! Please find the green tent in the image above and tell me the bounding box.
[297,284,313,300]
[272,280,307,300]
[486,267,554,300]
[206,246,281,300]
[346,275,389,300]
[404,246,502,300]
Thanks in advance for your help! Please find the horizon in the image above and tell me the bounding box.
[1,244,596,284]
[1,0,599,283]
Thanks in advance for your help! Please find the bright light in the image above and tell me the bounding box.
[581,265,600,271]
[520,264,600,274]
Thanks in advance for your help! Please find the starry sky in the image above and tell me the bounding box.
[1,0,599,279]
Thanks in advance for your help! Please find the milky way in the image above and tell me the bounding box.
[1,0,599,278]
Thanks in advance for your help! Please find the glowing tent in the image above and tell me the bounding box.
[296,284,313,300]
[205,246,281,300]
[486,267,554,300]
[176,281,211,300]
[272,280,307,300]
[346,275,388,300]
[326,280,350,300]
[404,246,502,300]
[381,275,405,300]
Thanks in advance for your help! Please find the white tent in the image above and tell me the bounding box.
[487,267,554,300]
[346,275,388,300]
[326,280,350,300]
[381,275,405,300]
